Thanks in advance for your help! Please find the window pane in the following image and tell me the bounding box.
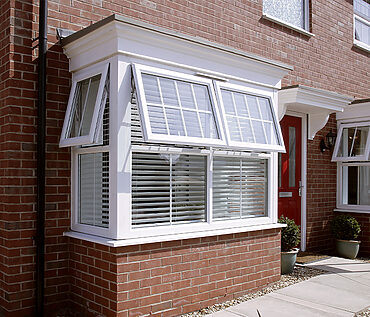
[289,126,296,187]
[140,73,219,140]
[132,152,206,227]
[354,0,370,20]
[220,88,281,148]
[79,152,109,228]
[343,165,370,206]
[213,156,268,220]
[355,18,370,46]
[68,74,101,138]
[338,126,369,158]
[263,0,305,29]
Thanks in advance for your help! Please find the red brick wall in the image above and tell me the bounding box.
[68,229,281,317]
[305,114,338,252]
[0,0,369,316]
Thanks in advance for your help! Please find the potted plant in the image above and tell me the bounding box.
[330,214,361,259]
[278,216,301,274]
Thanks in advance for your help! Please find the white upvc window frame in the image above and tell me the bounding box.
[215,82,285,153]
[132,64,226,147]
[122,144,275,240]
[354,14,370,52]
[60,63,109,148]
[353,0,370,52]
[332,122,370,162]
[336,161,370,214]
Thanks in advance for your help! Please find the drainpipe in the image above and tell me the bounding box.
[36,0,47,316]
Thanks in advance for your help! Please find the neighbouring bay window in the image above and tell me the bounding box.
[61,61,284,240]
[354,0,370,51]
[333,121,370,213]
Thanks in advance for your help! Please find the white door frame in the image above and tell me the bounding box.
[281,110,307,251]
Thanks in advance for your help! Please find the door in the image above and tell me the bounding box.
[278,115,302,226]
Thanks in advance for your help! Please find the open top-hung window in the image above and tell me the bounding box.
[215,82,284,152]
[132,64,226,147]
[332,122,370,162]
[60,63,109,147]
[354,0,370,50]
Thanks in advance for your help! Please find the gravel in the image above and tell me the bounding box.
[181,265,326,316]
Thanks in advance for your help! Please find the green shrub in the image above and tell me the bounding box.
[331,214,361,240]
[278,216,300,252]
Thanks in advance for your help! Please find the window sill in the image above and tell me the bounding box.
[64,223,286,247]
[334,208,370,215]
[262,14,314,38]
[353,40,370,54]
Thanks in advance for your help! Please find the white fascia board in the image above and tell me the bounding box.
[62,16,292,88]
[278,85,353,139]
[336,101,370,122]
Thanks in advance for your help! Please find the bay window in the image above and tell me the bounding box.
[60,15,291,243]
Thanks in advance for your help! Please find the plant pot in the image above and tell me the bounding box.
[336,239,361,259]
[281,248,299,274]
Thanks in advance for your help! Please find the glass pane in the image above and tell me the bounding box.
[239,118,254,143]
[355,18,370,46]
[148,105,168,134]
[227,116,242,142]
[343,165,370,206]
[68,74,101,138]
[234,93,249,117]
[79,152,109,228]
[142,74,161,104]
[289,126,296,187]
[177,82,195,109]
[193,85,211,111]
[338,126,369,158]
[347,166,358,205]
[263,0,305,29]
[354,0,370,19]
[159,78,179,106]
[251,120,266,144]
[165,108,185,136]
[183,110,202,137]
[221,90,236,115]
[246,96,261,119]
[259,98,273,121]
[359,166,370,205]
[199,112,219,139]
[140,73,220,141]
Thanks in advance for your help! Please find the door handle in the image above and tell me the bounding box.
[299,181,303,197]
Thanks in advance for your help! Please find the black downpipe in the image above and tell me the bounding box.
[36,0,47,316]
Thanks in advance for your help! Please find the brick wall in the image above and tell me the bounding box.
[68,229,281,317]
[0,0,369,316]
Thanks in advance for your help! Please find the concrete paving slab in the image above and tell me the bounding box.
[306,257,370,274]
[225,292,352,317]
[207,310,241,317]
[275,278,369,313]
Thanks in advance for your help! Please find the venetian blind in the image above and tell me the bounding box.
[132,152,206,227]
[213,156,267,220]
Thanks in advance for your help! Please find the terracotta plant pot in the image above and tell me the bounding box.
[336,239,361,259]
[281,248,299,274]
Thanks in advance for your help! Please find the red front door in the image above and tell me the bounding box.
[278,115,302,226]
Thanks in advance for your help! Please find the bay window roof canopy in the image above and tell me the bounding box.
[59,15,293,245]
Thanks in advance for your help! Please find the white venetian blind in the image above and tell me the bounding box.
[132,152,206,227]
[213,156,267,220]
[79,152,109,227]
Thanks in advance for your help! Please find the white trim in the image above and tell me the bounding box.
[132,63,227,147]
[215,81,285,152]
[332,122,370,162]
[63,223,286,247]
[334,208,370,214]
[284,110,307,252]
[60,63,109,147]
[262,13,314,37]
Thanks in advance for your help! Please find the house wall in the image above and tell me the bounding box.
[68,230,280,317]
[0,0,368,316]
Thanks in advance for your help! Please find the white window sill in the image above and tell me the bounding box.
[334,208,370,215]
[262,14,314,38]
[63,223,286,247]
[353,40,370,54]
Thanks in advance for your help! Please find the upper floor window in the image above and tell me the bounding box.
[354,0,370,51]
[263,0,310,32]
